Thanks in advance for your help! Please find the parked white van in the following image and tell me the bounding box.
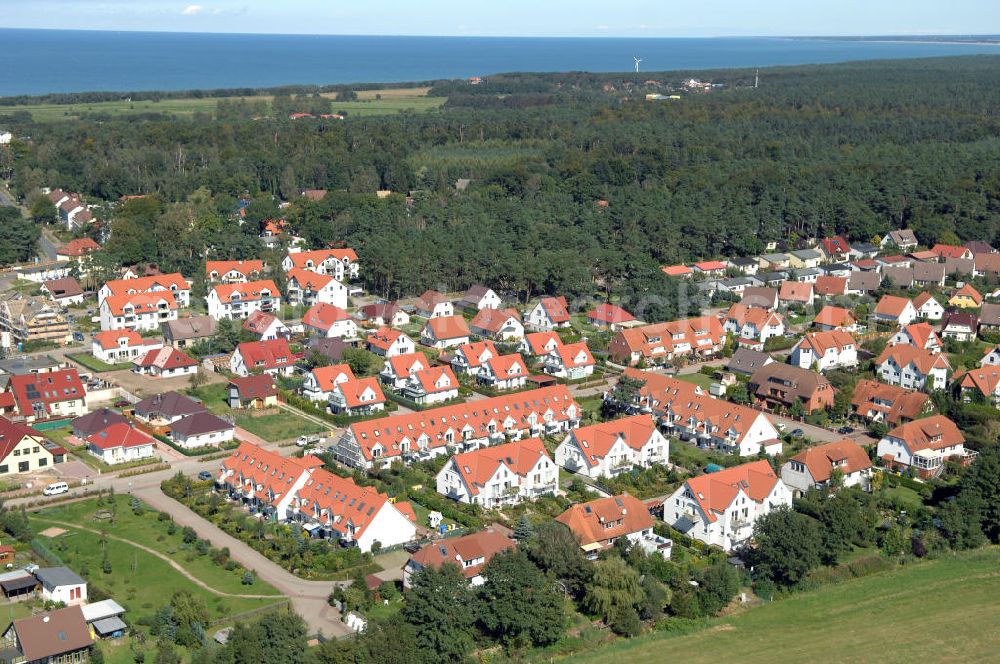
[42,482,69,496]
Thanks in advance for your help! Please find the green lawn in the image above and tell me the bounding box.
[566,548,1000,664]
[188,383,325,442]
[884,486,925,512]
[31,496,283,626]
[67,352,133,373]
[676,372,716,390]
[6,87,443,123]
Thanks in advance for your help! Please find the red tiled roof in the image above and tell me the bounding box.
[367,327,406,351]
[587,303,635,325]
[661,265,693,277]
[242,310,282,335]
[820,236,851,256]
[565,414,659,467]
[850,379,930,425]
[87,423,155,451]
[456,341,497,369]
[885,415,964,452]
[386,353,430,379]
[523,331,562,355]
[448,438,551,497]
[778,281,813,303]
[346,386,579,462]
[134,346,197,370]
[335,377,385,409]
[288,268,335,291]
[484,354,527,380]
[0,417,64,463]
[292,467,397,542]
[308,364,355,392]
[470,307,521,334]
[538,296,570,323]
[205,260,264,278]
[235,339,294,371]
[7,369,85,418]
[102,291,178,316]
[93,329,149,350]
[408,529,514,580]
[877,345,951,375]
[212,280,280,303]
[556,493,654,545]
[413,366,458,395]
[229,374,279,400]
[553,342,595,368]
[103,273,188,298]
[813,305,856,329]
[286,248,358,269]
[814,276,848,297]
[681,460,779,524]
[57,237,101,256]
[788,439,871,483]
[303,303,350,332]
[875,295,913,318]
[222,442,323,504]
[425,316,470,341]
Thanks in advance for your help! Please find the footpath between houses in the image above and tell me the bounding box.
[135,486,354,639]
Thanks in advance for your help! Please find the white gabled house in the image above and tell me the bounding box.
[876,415,974,479]
[285,269,348,310]
[435,438,558,508]
[91,329,162,364]
[302,364,355,402]
[329,377,386,416]
[399,366,460,406]
[281,248,359,282]
[380,352,432,390]
[302,303,358,339]
[876,345,951,392]
[554,414,668,479]
[367,327,415,358]
[544,342,595,379]
[478,354,528,391]
[526,296,571,331]
[207,280,281,321]
[665,460,792,551]
[788,330,858,372]
[781,439,873,494]
[414,290,453,319]
[451,340,498,376]
[420,316,471,350]
[99,292,178,332]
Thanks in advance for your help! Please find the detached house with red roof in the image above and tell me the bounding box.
[812,305,857,332]
[691,260,728,277]
[819,236,852,263]
[789,330,858,371]
[329,377,386,416]
[874,295,918,327]
[380,353,431,390]
[414,290,453,319]
[956,366,1000,407]
[436,438,558,508]
[86,423,156,466]
[526,296,571,331]
[241,310,289,341]
[777,281,814,307]
[206,260,264,284]
[520,331,562,358]
[458,285,502,311]
[286,268,348,310]
[207,280,280,321]
[421,315,471,349]
[889,322,942,352]
[722,304,785,350]
[931,244,973,261]
[586,303,636,331]
[876,415,973,478]
[55,237,101,263]
[0,417,67,476]
[367,327,415,357]
[91,330,162,365]
[404,529,514,589]
[356,302,409,328]
[781,439,873,494]
[132,346,198,378]
[451,341,498,377]
[302,364,355,402]
[281,248,359,282]
[399,366,459,406]
[850,379,931,426]
[98,273,190,308]
[948,283,983,310]
[478,354,528,391]
[6,369,86,421]
[877,345,951,392]
[230,339,296,377]
[554,414,668,479]
[469,308,524,341]
[302,303,357,339]
[913,292,945,321]
[558,494,672,559]
[544,341,595,380]
[666,460,792,551]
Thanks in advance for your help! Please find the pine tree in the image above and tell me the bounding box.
[513,515,534,541]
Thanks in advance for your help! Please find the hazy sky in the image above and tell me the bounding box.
[2,0,998,37]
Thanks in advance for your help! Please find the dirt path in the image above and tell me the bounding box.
[32,517,282,600]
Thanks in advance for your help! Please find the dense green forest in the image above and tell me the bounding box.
[3,56,999,314]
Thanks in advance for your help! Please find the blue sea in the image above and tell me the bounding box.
[1,29,998,96]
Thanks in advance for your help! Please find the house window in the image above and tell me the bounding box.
[0,465,7,474]
[17,462,28,473]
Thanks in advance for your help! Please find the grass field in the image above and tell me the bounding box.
[565,548,1000,664]
[67,352,133,373]
[189,383,325,442]
[2,87,443,122]
[32,496,283,625]
[676,372,716,390]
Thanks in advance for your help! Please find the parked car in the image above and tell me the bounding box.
[790,428,805,438]
[197,471,213,481]
[72,331,85,342]
[837,426,855,434]
[43,482,69,496]
[113,399,130,408]
[296,435,319,447]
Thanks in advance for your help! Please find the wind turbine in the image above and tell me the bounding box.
[633,56,642,73]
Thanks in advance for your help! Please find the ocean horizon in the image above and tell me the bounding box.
[2,28,999,96]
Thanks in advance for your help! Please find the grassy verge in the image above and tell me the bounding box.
[67,352,133,373]
[563,548,1000,664]
[31,496,283,627]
